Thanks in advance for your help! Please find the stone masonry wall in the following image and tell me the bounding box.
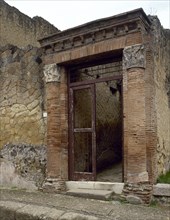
[0,44,47,148]
[0,0,59,47]
[150,16,170,176]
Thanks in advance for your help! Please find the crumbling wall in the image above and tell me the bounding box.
[0,44,47,148]
[0,0,59,47]
[150,16,170,176]
[0,144,46,189]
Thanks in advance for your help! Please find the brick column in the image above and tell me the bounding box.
[43,64,68,192]
[123,44,149,183]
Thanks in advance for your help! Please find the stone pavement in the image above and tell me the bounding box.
[0,188,170,220]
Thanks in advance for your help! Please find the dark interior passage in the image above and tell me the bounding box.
[96,80,122,182]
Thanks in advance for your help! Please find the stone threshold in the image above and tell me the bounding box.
[66,188,114,201]
[66,181,124,194]
[66,181,124,201]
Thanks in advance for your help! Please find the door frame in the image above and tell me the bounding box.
[68,67,123,181]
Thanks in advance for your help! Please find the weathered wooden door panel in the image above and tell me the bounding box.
[69,84,96,180]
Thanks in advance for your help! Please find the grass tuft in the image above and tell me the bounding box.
[157,171,170,184]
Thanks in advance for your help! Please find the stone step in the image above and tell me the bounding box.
[153,184,170,197]
[66,188,114,201]
[66,181,124,194]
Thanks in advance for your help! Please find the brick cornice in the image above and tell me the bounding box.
[39,9,151,54]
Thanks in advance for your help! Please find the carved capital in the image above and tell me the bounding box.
[43,64,61,83]
[123,44,146,70]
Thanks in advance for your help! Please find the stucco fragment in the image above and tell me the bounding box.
[44,64,61,83]
[123,44,146,70]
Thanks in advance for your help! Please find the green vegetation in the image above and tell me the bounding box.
[157,171,170,184]
[149,200,158,207]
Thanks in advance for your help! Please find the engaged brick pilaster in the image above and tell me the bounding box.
[123,44,149,183]
[43,64,68,191]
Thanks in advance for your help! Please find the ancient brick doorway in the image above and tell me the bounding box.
[69,59,123,182]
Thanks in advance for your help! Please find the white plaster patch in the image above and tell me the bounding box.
[43,64,61,83]
[0,158,37,190]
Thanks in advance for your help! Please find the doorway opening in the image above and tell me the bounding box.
[69,59,123,182]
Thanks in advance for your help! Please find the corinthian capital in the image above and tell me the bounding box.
[43,64,61,83]
[123,44,146,70]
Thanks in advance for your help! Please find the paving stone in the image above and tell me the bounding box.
[41,208,65,220]
[0,201,25,220]
[15,204,51,220]
[59,212,98,220]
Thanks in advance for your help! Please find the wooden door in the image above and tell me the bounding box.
[69,84,96,180]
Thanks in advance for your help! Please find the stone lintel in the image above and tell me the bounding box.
[43,64,61,83]
[123,44,146,70]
